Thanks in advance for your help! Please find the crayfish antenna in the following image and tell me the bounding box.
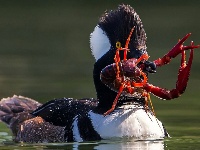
[145,93,164,132]
[143,93,156,116]
[148,94,156,116]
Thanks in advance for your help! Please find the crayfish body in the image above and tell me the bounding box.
[100,56,149,98]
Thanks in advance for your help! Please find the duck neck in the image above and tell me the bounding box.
[92,50,146,114]
[92,52,117,114]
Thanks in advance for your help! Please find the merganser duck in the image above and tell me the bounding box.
[0,4,169,143]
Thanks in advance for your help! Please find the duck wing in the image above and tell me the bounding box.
[31,98,98,127]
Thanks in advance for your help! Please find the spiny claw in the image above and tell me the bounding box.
[147,41,196,100]
[154,34,199,67]
[176,42,194,93]
[167,33,193,58]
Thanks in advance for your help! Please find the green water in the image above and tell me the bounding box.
[0,0,199,149]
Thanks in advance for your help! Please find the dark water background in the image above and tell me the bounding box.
[0,0,199,149]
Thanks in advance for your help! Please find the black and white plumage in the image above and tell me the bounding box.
[0,4,169,143]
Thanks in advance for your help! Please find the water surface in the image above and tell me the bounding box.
[0,0,199,149]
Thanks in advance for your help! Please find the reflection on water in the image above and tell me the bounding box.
[0,130,200,149]
[0,138,164,150]
[0,132,12,143]
[93,140,164,150]
[0,130,165,149]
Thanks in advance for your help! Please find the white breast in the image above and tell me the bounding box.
[89,106,165,140]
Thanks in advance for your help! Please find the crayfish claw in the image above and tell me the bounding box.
[167,33,191,59]
[146,40,197,101]
[154,33,199,67]
[177,42,194,94]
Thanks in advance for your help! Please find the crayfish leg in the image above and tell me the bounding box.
[124,27,135,60]
[104,84,124,116]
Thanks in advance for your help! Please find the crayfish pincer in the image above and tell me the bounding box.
[101,27,199,116]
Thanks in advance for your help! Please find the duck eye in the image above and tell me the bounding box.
[116,41,121,48]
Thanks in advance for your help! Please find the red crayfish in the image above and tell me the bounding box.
[100,27,199,116]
